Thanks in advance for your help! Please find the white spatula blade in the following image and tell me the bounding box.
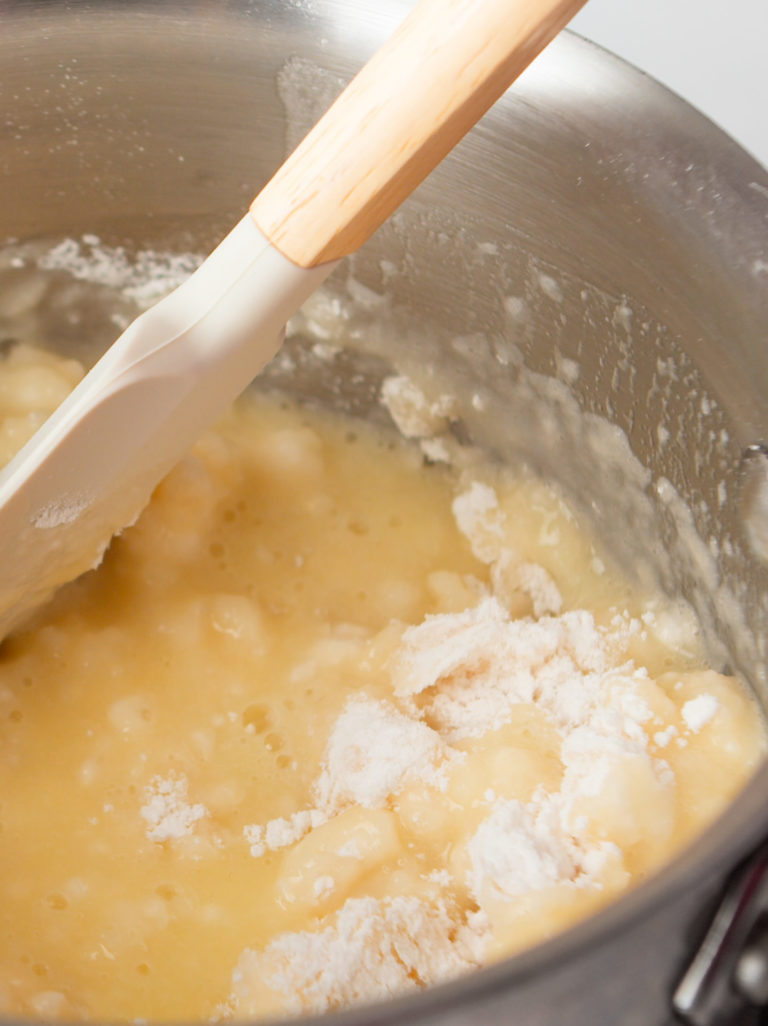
[0,216,335,637]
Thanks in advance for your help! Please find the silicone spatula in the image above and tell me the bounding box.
[0,0,586,637]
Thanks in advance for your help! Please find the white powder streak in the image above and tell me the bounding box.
[244,809,329,858]
[682,694,720,732]
[140,775,207,843]
[37,237,202,309]
[452,483,506,563]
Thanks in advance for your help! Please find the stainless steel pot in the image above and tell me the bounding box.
[2,2,768,1024]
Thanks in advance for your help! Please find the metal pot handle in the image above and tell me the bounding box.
[674,841,768,1025]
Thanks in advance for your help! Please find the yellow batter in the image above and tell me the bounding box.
[0,343,763,1021]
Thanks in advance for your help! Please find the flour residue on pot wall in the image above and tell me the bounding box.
[277,56,348,155]
[294,233,768,693]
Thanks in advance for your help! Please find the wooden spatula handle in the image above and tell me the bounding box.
[250,0,585,268]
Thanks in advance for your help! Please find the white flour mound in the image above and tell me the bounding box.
[219,466,706,1016]
[227,896,487,1017]
[466,791,619,903]
[391,596,648,743]
[223,584,674,1015]
[314,695,451,812]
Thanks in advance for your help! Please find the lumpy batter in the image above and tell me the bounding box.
[0,343,763,1021]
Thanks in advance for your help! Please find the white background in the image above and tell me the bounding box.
[571,0,768,171]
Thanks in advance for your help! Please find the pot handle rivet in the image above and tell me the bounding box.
[673,843,768,1025]
[734,917,768,1006]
